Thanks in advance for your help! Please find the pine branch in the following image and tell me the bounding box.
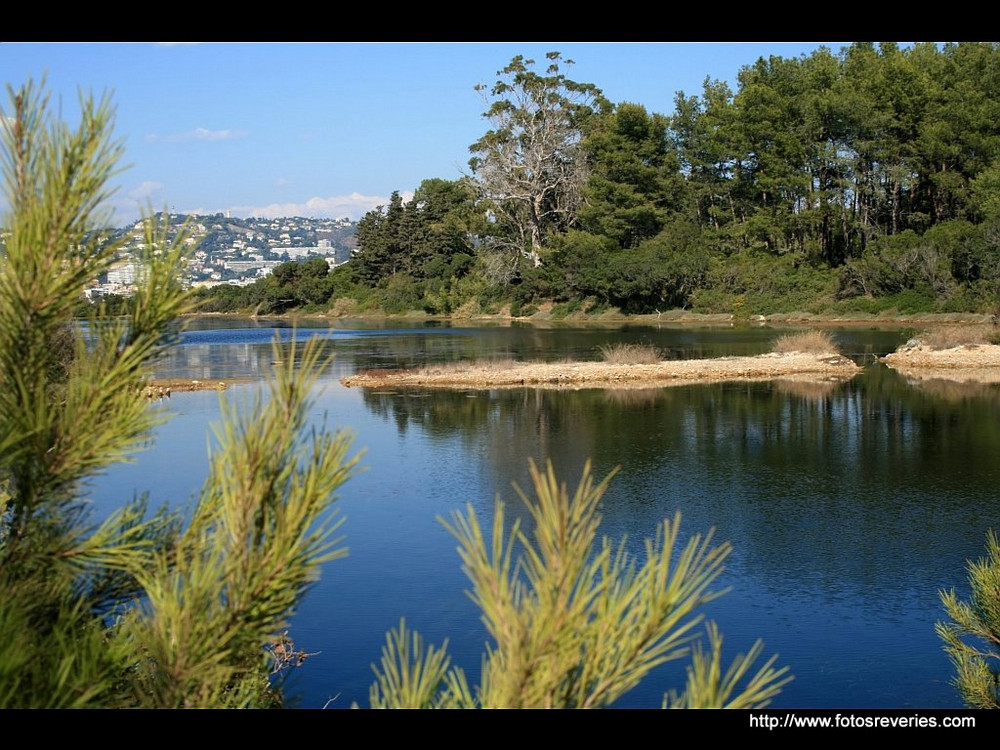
[371,459,790,709]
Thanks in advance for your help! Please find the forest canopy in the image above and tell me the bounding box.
[198,43,1000,319]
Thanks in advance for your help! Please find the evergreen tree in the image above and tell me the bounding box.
[580,102,686,249]
[0,80,358,708]
[938,530,1000,709]
[353,190,406,285]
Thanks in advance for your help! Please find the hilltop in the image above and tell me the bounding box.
[85,213,357,299]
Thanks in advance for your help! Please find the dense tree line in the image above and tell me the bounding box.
[200,43,1000,318]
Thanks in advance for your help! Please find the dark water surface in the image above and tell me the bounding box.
[90,318,1000,708]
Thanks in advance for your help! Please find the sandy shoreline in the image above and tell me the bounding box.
[880,342,1000,384]
[339,351,862,391]
[148,340,1000,394]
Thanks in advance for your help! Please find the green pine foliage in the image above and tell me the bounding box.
[368,460,791,709]
[0,80,358,708]
[192,44,1000,318]
[937,530,1000,709]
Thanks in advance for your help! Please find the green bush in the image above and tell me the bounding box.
[883,289,939,314]
[937,280,999,314]
[376,273,423,315]
[607,232,710,313]
[692,253,836,315]
[546,230,620,302]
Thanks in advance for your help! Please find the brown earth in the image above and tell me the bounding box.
[339,351,861,392]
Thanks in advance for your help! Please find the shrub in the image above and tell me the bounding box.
[606,234,710,313]
[376,273,423,315]
[549,302,571,319]
[546,230,619,302]
[771,330,838,354]
[919,325,1000,349]
[598,342,662,364]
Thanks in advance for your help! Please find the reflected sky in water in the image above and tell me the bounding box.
[91,319,1000,708]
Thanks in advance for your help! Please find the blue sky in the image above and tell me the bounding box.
[2,42,850,226]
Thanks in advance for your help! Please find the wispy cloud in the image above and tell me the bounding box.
[225,192,414,221]
[127,181,165,201]
[94,190,414,227]
[105,181,169,224]
[145,127,248,143]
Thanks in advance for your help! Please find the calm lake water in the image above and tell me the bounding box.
[89,317,1000,709]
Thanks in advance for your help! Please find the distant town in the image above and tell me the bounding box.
[86,213,358,299]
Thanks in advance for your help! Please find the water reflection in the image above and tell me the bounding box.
[160,319,912,381]
[108,320,1000,708]
[356,371,1000,608]
[348,355,1000,708]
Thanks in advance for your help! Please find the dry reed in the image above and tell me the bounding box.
[921,325,997,350]
[771,330,838,354]
[598,343,662,365]
[423,358,520,374]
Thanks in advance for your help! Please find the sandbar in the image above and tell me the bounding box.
[339,351,861,391]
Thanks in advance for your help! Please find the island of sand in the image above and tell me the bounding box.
[142,377,253,398]
[881,341,1000,384]
[339,350,861,391]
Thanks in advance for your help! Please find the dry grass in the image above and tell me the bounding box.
[771,330,838,354]
[423,358,520,374]
[921,325,998,350]
[598,343,662,365]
